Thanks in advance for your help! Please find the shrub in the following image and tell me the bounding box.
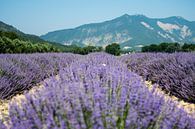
[0,53,78,99]
[5,53,195,129]
[105,43,121,56]
[121,53,195,103]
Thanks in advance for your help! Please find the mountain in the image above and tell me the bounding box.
[0,21,46,43]
[41,14,195,49]
[0,21,70,49]
[0,21,87,52]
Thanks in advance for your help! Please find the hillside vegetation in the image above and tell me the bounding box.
[142,42,195,52]
[0,31,60,53]
[0,31,103,54]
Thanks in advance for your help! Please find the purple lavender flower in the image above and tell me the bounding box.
[3,53,194,129]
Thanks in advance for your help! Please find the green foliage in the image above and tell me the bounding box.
[116,102,130,129]
[0,31,19,40]
[0,31,103,54]
[142,42,195,53]
[105,43,121,56]
[72,45,103,55]
[0,35,60,53]
[165,43,180,53]
[182,43,195,52]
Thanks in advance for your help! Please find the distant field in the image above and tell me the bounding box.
[0,52,195,129]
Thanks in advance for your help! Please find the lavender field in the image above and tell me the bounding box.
[0,52,195,129]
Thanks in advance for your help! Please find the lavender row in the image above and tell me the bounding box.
[0,53,79,99]
[120,53,195,103]
[2,53,194,129]
[0,120,6,129]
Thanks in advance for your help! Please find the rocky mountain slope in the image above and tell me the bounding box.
[41,14,195,49]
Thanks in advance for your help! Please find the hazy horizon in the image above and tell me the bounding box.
[1,0,194,36]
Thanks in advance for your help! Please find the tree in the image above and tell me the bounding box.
[165,43,180,53]
[142,46,150,52]
[142,43,183,53]
[105,43,121,56]
[182,43,195,52]
[159,43,169,52]
[0,31,19,40]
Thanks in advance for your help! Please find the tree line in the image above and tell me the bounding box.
[142,42,195,53]
[0,31,60,53]
[0,31,121,55]
[1,31,194,55]
[0,31,103,54]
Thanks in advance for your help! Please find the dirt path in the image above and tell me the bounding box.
[145,81,195,118]
[0,75,60,122]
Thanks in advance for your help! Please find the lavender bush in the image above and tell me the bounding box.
[3,53,194,129]
[0,53,79,99]
[0,120,6,129]
[121,53,195,103]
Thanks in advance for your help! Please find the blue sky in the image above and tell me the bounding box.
[0,0,194,35]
